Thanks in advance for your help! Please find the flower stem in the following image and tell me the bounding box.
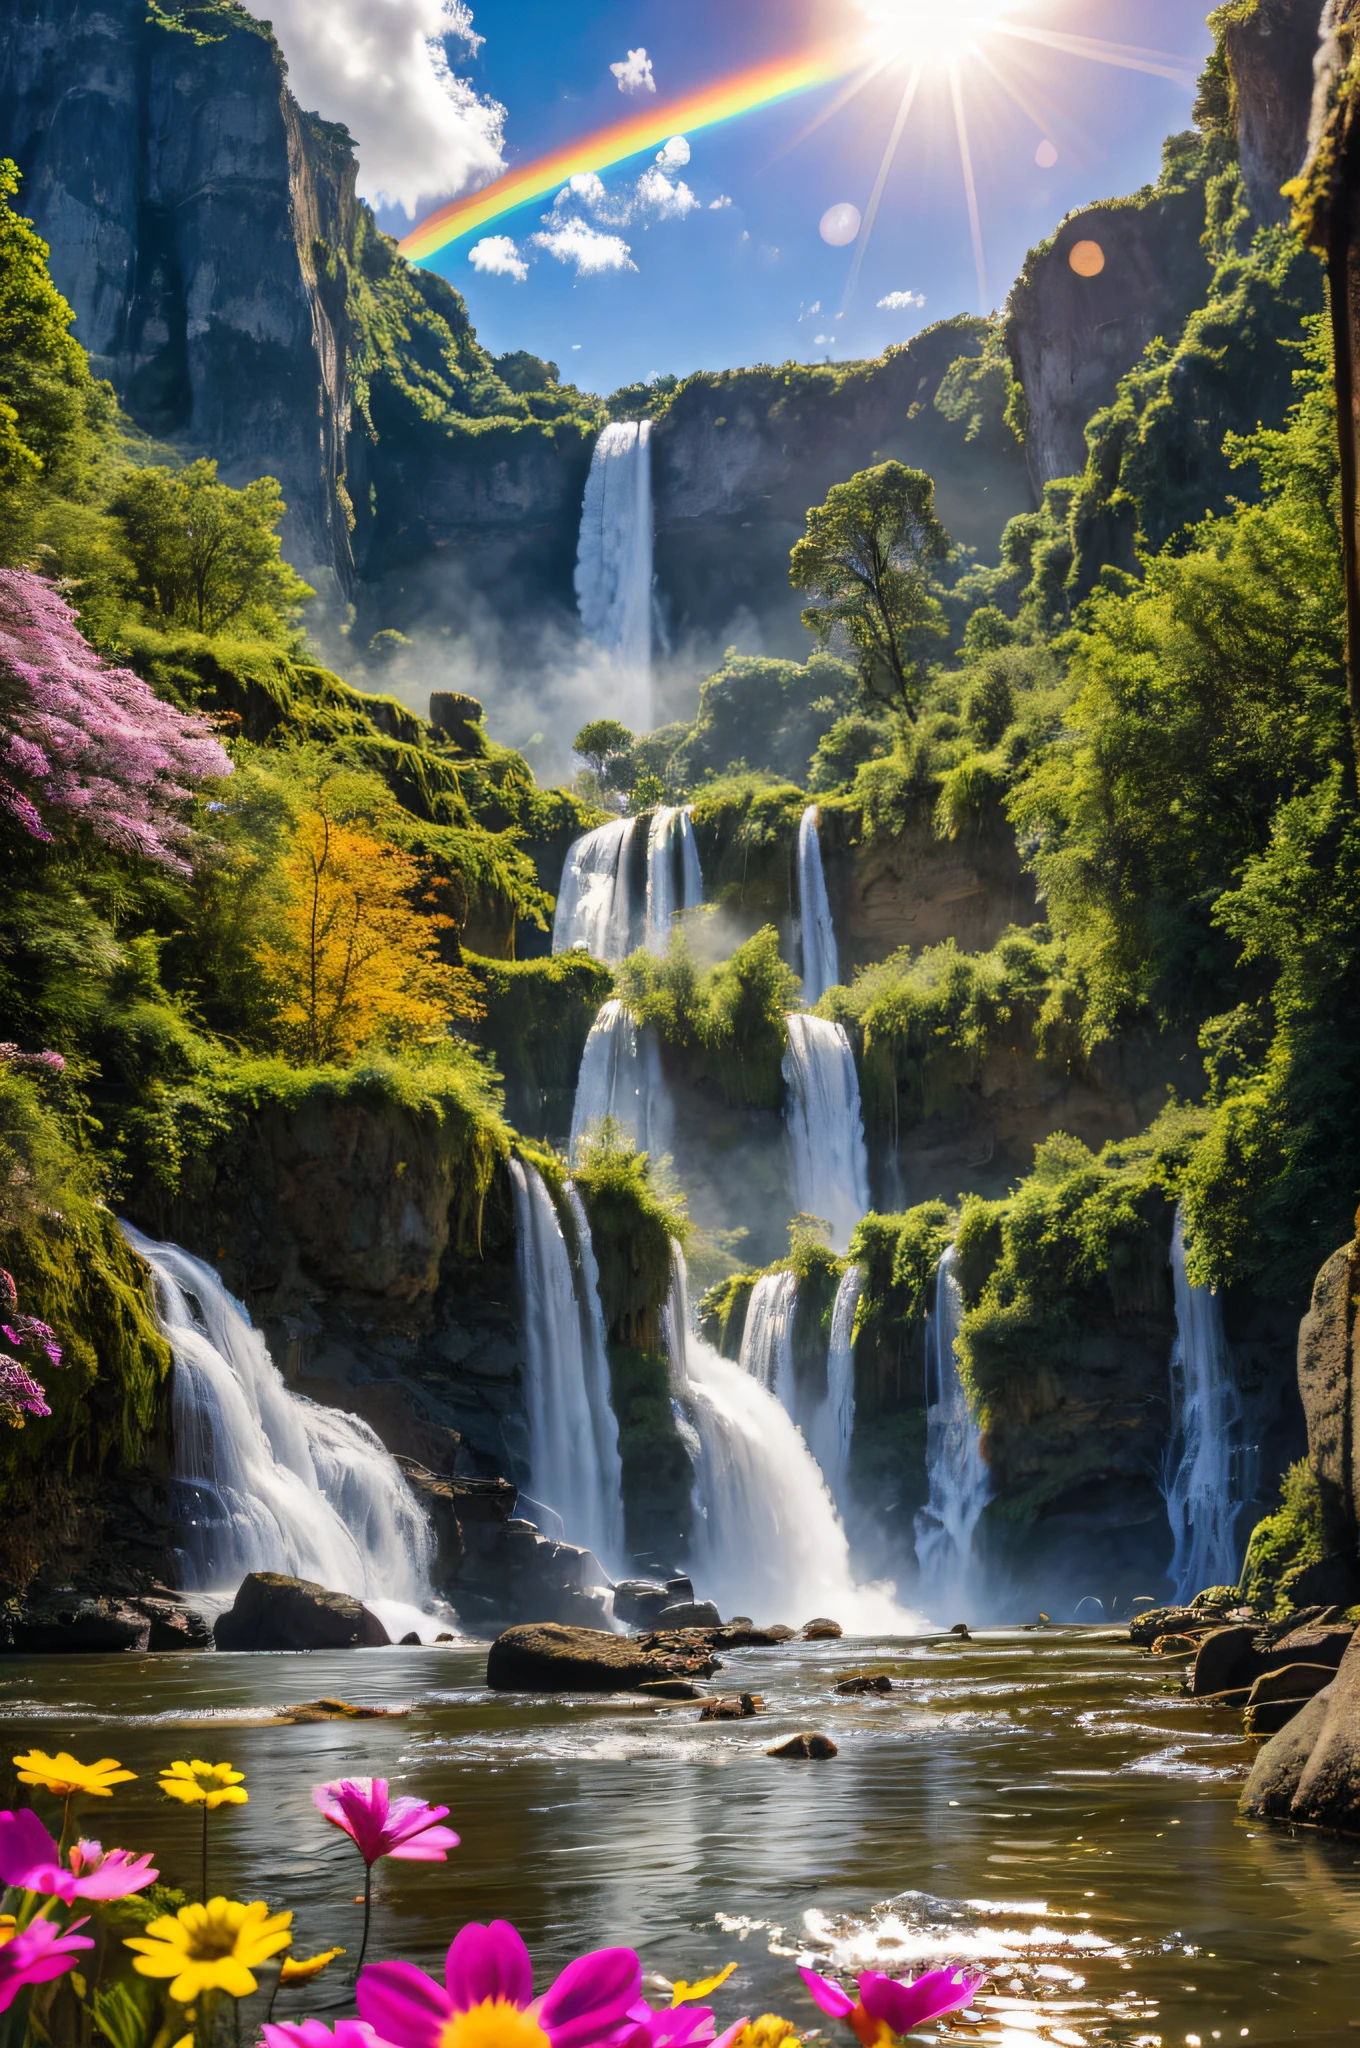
[356,1863,374,1979]
[201,1800,209,1904]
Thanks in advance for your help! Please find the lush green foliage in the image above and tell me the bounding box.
[616,926,798,1111]
[1237,1457,1326,1617]
[107,460,313,638]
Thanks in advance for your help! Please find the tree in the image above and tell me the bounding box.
[789,461,950,716]
[108,459,313,639]
[573,719,634,785]
[257,798,480,1065]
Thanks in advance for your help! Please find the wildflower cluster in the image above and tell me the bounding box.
[0,1265,62,1428]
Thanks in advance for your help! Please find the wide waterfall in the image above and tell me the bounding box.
[798,804,840,1004]
[645,804,704,952]
[810,1264,863,1503]
[665,1252,915,1631]
[783,1014,871,1254]
[738,1269,798,1410]
[575,419,654,730]
[552,818,640,960]
[508,1158,625,1572]
[1164,1208,1243,1604]
[569,998,674,1165]
[123,1225,436,1635]
[914,1245,991,1618]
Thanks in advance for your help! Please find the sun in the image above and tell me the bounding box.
[856,0,1028,68]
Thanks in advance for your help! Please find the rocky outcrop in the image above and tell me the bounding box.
[213,1571,390,1651]
[1242,1627,1360,1830]
[1295,1231,1360,1598]
[1222,0,1325,226]
[485,1622,719,1691]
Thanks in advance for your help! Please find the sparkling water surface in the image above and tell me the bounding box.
[2,1628,1357,2044]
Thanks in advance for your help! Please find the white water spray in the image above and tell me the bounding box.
[575,419,654,730]
[509,1159,625,1573]
[645,805,705,952]
[665,1251,917,1631]
[738,1270,798,1411]
[569,999,675,1166]
[552,818,640,960]
[783,1014,871,1254]
[123,1224,435,1633]
[915,1245,991,1618]
[1164,1208,1243,1603]
[798,804,840,1004]
[810,1265,863,1504]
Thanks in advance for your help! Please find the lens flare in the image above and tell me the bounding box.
[857,0,1027,67]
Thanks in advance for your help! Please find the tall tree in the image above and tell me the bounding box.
[108,459,313,639]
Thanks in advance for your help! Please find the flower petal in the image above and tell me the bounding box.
[539,1946,643,2048]
[798,1967,857,2019]
[858,1967,978,2031]
[445,1920,535,2012]
[357,1958,451,2048]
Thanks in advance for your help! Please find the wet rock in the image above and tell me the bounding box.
[613,1581,674,1629]
[1129,1605,1206,1648]
[768,1732,839,1759]
[452,1511,613,1633]
[398,1631,421,1646]
[635,1679,705,1700]
[666,1575,696,1602]
[4,1597,152,1654]
[1250,1662,1347,1710]
[699,1694,762,1721]
[836,1674,894,1696]
[764,1624,797,1642]
[487,1623,717,1692]
[708,1625,791,1649]
[1271,1626,1352,1669]
[213,1572,391,1652]
[1151,1634,1198,1655]
[279,1698,408,1724]
[657,1600,723,1630]
[393,1459,464,1587]
[950,1624,972,1640]
[1284,1632,1360,1829]
[1190,1626,1261,1697]
[133,1597,213,1652]
[803,1618,843,1640]
[434,1632,457,1643]
[1241,1688,1333,1817]
[1245,1698,1316,1737]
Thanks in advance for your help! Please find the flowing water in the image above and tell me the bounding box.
[737,1270,799,1411]
[1164,1210,1244,1605]
[916,1246,992,1621]
[798,804,840,1005]
[507,1160,625,1573]
[575,419,654,730]
[569,998,674,1166]
[645,805,704,952]
[552,818,640,960]
[809,1264,863,1504]
[783,1015,871,1255]
[4,1631,1354,2045]
[123,1225,435,1638]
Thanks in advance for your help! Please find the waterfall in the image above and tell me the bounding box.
[914,1245,991,1619]
[783,1014,871,1255]
[122,1224,436,1635]
[798,804,840,1004]
[665,1251,917,1631]
[508,1159,625,1572]
[569,998,674,1167]
[737,1270,798,1411]
[810,1265,863,1502]
[552,818,640,961]
[644,805,705,952]
[679,804,704,912]
[575,419,654,731]
[1164,1208,1243,1603]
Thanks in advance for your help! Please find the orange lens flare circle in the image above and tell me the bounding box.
[1068,239,1106,277]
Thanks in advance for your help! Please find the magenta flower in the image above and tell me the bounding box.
[312,1780,459,1867]
[619,2002,748,2048]
[263,2025,387,2048]
[799,1963,984,2043]
[0,1808,158,1902]
[358,1918,642,2048]
[0,1915,95,2014]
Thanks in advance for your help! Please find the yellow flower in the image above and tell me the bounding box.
[13,1749,136,1798]
[732,2021,802,2048]
[0,1916,16,1950]
[280,1946,345,1984]
[672,1963,738,2006]
[158,1760,248,1810]
[125,1897,291,2003]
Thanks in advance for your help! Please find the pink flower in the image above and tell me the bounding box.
[263,2024,387,2048]
[312,1779,460,1867]
[799,1964,984,2043]
[619,2003,748,2048]
[357,1918,641,2048]
[0,1914,94,2014]
[0,1808,158,1902]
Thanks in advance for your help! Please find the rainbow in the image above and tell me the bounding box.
[399,44,854,263]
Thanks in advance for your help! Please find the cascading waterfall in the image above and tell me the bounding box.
[1164,1207,1244,1604]
[914,1245,991,1617]
[810,1264,863,1504]
[552,818,641,961]
[508,1158,625,1573]
[575,419,654,731]
[783,1014,871,1255]
[569,998,674,1166]
[797,804,840,1004]
[645,805,705,952]
[738,1270,798,1410]
[665,1251,916,1631]
[123,1224,436,1637]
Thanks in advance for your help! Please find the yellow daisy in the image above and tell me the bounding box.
[126,1897,292,2003]
[280,1945,346,1984]
[13,1749,136,1798]
[158,1760,248,1810]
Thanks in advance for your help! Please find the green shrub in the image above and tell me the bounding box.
[1237,1459,1326,1619]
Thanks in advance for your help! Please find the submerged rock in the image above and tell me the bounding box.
[279,1698,408,1723]
[487,1622,717,1692]
[213,1572,390,1652]
[699,1694,763,1720]
[836,1674,893,1696]
[768,1731,838,1759]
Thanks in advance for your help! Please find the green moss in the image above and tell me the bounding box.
[688,781,808,925]
[464,952,613,1130]
[1237,1458,1326,1619]
[849,1205,951,1416]
[617,927,798,1112]
[699,1272,757,1359]
[572,1124,687,1354]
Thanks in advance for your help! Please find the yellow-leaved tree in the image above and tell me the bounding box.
[259,802,479,1065]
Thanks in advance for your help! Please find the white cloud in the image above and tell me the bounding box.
[264,0,505,219]
[656,135,690,170]
[468,235,527,281]
[814,334,829,345]
[532,220,636,276]
[709,194,732,210]
[562,172,609,208]
[799,299,822,321]
[878,289,927,310]
[610,47,655,94]
[634,166,699,220]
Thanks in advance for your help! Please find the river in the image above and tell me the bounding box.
[2,1629,1356,2044]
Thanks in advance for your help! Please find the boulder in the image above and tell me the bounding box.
[1190,1625,1262,1697]
[1151,1635,1198,1655]
[213,1573,391,1652]
[699,1695,761,1721]
[1245,1698,1316,1737]
[709,1625,791,1649]
[487,1623,717,1692]
[666,1576,696,1603]
[768,1731,839,1759]
[836,1674,894,1696]
[5,1597,151,1654]
[656,1600,722,1630]
[613,1581,674,1629]
[1294,1237,1360,1597]
[135,1598,213,1652]
[1284,1632,1360,1829]
[635,1679,705,1700]
[278,1698,407,1724]
[1241,1688,1333,1817]
[803,1618,843,1640]
[393,1459,464,1586]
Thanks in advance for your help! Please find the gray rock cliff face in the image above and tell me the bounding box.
[1223,0,1325,226]
[1295,1232,1360,1579]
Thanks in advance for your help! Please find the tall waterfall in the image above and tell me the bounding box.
[645,805,704,952]
[575,420,654,730]
[914,1245,991,1618]
[552,818,640,960]
[508,1159,625,1572]
[569,998,674,1165]
[1164,1208,1243,1604]
[123,1225,435,1633]
[810,1265,863,1502]
[665,1252,916,1631]
[738,1270,798,1410]
[798,804,840,1004]
[783,1014,871,1254]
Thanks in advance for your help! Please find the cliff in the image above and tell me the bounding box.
[1219,0,1322,227]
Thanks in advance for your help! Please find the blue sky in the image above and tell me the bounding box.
[363,1,1213,396]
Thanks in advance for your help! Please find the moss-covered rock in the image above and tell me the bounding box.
[1239,1459,1328,1618]
[464,951,613,1140]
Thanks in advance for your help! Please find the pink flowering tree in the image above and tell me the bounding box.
[0,570,232,872]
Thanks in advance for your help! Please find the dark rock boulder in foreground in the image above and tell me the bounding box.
[213,1572,390,1652]
[1241,1628,1360,1830]
[486,1623,717,1692]
[768,1732,839,1759]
